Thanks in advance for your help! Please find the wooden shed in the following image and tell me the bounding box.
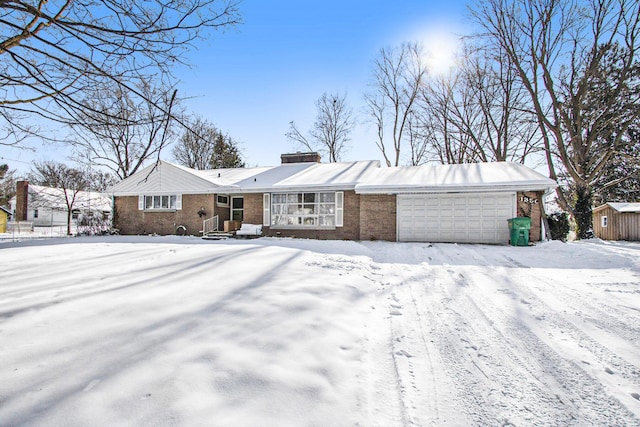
[592,202,640,241]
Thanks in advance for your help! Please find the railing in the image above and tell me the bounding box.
[202,215,219,235]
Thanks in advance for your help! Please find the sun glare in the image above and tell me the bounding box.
[422,30,460,77]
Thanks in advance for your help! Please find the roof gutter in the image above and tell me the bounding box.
[354,181,558,195]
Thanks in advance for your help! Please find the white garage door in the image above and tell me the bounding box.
[397,193,516,244]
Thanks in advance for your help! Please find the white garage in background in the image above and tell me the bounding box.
[397,193,515,243]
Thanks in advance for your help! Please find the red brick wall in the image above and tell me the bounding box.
[15,181,29,221]
[114,194,215,235]
[516,191,544,242]
[242,193,263,224]
[360,194,397,241]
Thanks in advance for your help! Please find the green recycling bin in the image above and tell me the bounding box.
[508,217,531,246]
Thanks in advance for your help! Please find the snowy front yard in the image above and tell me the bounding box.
[1,237,639,426]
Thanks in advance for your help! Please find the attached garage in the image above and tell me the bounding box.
[355,162,557,244]
[397,193,516,244]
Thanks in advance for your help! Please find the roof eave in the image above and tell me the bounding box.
[355,182,558,195]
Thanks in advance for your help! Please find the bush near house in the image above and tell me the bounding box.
[548,212,570,241]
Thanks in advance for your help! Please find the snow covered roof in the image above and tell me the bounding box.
[108,160,381,195]
[27,184,111,211]
[235,160,381,193]
[108,160,557,196]
[354,162,557,194]
[108,161,274,196]
[595,202,640,213]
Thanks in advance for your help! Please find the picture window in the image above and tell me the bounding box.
[271,192,337,228]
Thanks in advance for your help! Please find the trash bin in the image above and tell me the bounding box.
[508,217,531,246]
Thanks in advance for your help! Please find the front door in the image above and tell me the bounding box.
[231,197,244,221]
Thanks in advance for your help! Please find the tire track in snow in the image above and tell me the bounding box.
[451,245,640,425]
[384,263,466,426]
[491,252,640,372]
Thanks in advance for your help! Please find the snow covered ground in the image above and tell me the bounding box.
[0,236,639,426]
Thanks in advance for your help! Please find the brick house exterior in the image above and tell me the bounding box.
[516,191,545,242]
[108,156,556,244]
[114,194,217,236]
[359,194,397,241]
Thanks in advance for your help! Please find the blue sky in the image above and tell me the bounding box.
[184,0,469,166]
[2,0,470,173]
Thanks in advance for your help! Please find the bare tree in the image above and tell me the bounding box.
[419,43,541,165]
[87,170,117,193]
[471,0,640,239]
[69,80,180,179]
[0,0,240,146]
[365,42,428,166]
[286,92,355,162]
[173,117,244,169]
[418,72,485,164]
[28,161,91,235]
[173,117,221,170]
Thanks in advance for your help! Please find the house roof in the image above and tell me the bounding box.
[235,160,381,193]
[354,161,557,194]
[594,202,640,213]
[108,160,557,196]
[21,184,112,211]
[0,206,10,215]
[109,161,278,196]
[108,160,382,195]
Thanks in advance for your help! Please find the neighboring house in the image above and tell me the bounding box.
[592,202,640,241]
[0,206,10,233]
[9,181,112,228]
[108,153,557,244]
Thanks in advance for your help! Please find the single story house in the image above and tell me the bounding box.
[108,153,557,244]
[592,202,640,241]
[9,181,113,228]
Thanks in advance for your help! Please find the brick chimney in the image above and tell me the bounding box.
[281,152,321,164]
[15,180,29,221]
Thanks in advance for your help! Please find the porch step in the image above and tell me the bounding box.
[201,231,234,240]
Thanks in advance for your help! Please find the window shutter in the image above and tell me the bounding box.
[138,195,144,210]
[336,191,344,227]
[263,193,271,226]
[176,194,182,210]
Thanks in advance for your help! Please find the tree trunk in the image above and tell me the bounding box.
[67,210,73,236]
[574,185,594,240]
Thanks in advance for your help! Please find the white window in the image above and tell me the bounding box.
[138,195,182,211]
[33,209,39,219]
[270,192,342,228]
[217,195,229,207]
[601,216,608,228]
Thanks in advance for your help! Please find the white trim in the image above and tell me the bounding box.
[138,195,144,210]
[336,191,344,227]
[216,194,229,207]
[601,215,608,228]
[263,193,271,226]
[176,194,182,210]
[231,196,244,221]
